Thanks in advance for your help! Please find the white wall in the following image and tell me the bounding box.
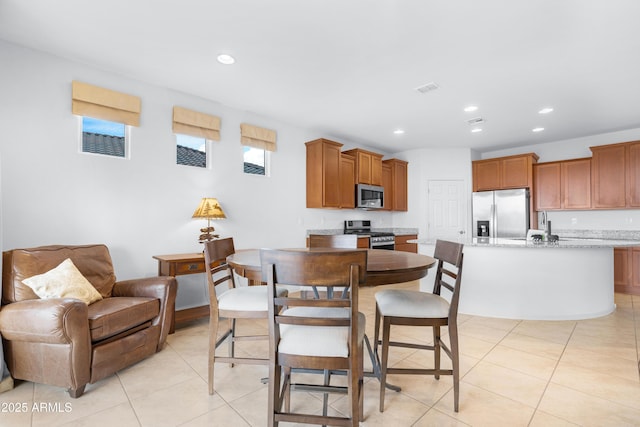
[392,148,474,239]
[0,40,420,309]
[479,128,640,231]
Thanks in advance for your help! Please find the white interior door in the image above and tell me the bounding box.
[427,180,467,241]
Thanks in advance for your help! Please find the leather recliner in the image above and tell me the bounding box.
[0,244,177,397]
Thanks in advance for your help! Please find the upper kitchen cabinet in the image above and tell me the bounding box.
[343,148,383,186]
[627,142,640,207]
[382,158,408,211]
[381,163,392,211]
[533,158,591,210]
[590,141,640,209]
[472,153,539,192]
[306,138,343,208]
[340,153,356,208]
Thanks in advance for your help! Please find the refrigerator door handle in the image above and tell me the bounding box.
[492,203,498,239]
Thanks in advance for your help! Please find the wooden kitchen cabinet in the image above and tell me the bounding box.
[591,140,640,209]
[381,163,392,211]
[472,153,538,192]
[394,234,417,253]
[626,142,640,207]
[306,138,343,208]
[614,248,630,288]
[533,162,561,210]
[562,158,591,209]
[343,148,383,186]
[631,248,640,293]
[534,158,591,210]
[340,153,356,208]
[382,158,408,211]
[614,247,640,295]
[591,143,627,209]
[473,158,501,191]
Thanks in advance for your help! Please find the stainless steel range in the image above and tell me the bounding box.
[344,220,395,250]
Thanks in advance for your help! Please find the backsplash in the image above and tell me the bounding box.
[553,229,640,240]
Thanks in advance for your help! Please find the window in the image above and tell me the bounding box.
[240,123,276,176]
[243,146,268,175]
[176,134,207,168]
[81,116,127,158]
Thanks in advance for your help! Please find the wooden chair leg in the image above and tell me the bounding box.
[358,341,365,420]
[229,318,236,367]
[433,325,441,380]
[449,322,460,412]
[268,363,281,427]
[379,316,391,412]
[349,360,359,427]
[283,367,291,413]
[208,315,219,395]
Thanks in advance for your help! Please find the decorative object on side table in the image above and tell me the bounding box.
[192,197,226,242]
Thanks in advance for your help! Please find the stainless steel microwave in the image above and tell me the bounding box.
[356,184,384,209]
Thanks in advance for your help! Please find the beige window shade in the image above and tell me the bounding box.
[71,81,141,126]
[172,106,221,141]
[240,123,277,151]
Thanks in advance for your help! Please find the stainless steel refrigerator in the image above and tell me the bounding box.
[472,188,530,238]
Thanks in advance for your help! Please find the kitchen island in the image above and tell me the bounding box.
[411,237,640,320]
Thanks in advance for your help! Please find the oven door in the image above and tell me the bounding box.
[370,240,395,250]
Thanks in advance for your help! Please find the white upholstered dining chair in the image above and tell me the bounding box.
[261,248,367,427]
[203,237,288,395]
[373,239,464,412]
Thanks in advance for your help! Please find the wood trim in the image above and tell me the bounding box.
[175,305,210,326]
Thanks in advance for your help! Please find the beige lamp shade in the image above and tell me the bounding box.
[192,198,226,219]
[192,198,226,242]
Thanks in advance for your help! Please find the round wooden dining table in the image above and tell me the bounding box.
[227,248,437,286]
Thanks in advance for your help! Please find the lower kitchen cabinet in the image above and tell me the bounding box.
[394,234,417,253]
[357,236,369,249]
[614,247,640,295]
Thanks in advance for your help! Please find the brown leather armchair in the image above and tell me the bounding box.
[0,244,177,397]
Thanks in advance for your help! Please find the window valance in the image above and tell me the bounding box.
[240,123,277,152]
[71,81,141,126]
[172,106,221,141]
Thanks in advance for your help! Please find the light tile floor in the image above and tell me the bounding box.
[1,281,640,426]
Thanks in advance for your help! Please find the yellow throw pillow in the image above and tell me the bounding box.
[22,258,103,305]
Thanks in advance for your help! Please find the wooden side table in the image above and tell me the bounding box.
[153,253,208,332]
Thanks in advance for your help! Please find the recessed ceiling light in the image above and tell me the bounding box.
[216,54,235,65]
[471,128,483,133]
[464,105,478,112]
[538,107,554,114]
[532,127,545,132]
[393,129,405,135]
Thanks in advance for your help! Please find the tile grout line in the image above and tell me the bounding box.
[114,372,143,427]
[525,320,578,426]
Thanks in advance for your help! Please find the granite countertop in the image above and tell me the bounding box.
[409,237,640,248]
[306,228,418,236]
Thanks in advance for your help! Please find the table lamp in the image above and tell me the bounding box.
[192,197,227,243]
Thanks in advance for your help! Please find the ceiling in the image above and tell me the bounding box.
[2,0,640,154]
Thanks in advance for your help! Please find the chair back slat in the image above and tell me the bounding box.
[203,238,237,313]
[261,249,367,287]
[276,317,351,327]
[275,297,350,308]
[432,240,464,318]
